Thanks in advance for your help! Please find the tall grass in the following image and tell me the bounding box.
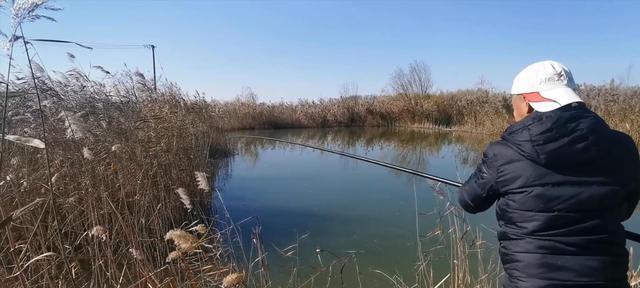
[0,66,236,286]
[579,82,640,142]
[209,89,511,134]
[210,83,640,145]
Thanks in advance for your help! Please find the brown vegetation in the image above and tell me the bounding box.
[579,82,640,142]
[210,82,640,144]
[0,69,235,286]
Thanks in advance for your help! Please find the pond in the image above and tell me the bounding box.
[215,127,640,288]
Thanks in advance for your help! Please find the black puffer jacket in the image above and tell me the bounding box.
[458,102,640,288]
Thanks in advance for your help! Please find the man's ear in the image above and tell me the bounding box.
[521,98,534,114]
[526,103,534,114]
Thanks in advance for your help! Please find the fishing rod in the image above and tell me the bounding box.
[229,135,640,243]
[231,135,462,187]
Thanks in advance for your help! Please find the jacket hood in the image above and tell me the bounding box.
[501,103,610,167]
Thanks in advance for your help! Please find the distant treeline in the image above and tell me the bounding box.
[211,82,640,144]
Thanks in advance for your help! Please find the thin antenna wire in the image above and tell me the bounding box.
[26,38,158,88]
[28,38,152,50]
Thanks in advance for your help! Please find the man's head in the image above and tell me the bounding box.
[510,60,583,121]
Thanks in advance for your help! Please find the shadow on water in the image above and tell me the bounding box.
[217,127,499,287]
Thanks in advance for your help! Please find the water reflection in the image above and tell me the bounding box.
[232,127,494,177]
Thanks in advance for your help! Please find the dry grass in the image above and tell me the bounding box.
[0,67,237,286]
[579,83,640,143]
[209,83,640,145]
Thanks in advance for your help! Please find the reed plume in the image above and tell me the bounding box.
[65,111,88,139]
[165,228,198,252]
[195,171,210,191]
[222,272,245,288]
[128,248,143,260]
[89,225,108,241]
[111,144,122,152]
[82,147,94,160]
[189,223,208,234]
[175,188,192,211]
[165,250,183,263]
[3,134,45,148]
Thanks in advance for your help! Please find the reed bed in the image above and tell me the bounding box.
[209,89,511,134]
[0,67,238,286]
[211,84,640,145]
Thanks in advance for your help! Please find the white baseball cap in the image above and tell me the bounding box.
[511,60,583,112]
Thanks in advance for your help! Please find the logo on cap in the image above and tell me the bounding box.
[540,71,566,86]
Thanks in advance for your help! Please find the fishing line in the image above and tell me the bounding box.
[230,135,462,187]
[230,135,640,243]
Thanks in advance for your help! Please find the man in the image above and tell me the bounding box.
[458,60,640,287]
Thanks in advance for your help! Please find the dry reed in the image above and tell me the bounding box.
[209,83,640,146]
[0,65,235,286]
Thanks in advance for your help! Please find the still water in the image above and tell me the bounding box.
[216,128,640,287]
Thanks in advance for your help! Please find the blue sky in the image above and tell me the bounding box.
[3,0,640,101]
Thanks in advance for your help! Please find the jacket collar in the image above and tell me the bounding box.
[503,102,587,138]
